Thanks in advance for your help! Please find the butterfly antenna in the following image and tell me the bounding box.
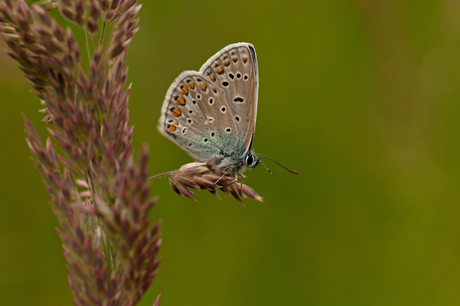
[256,153,299,175]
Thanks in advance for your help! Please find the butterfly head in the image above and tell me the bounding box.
[208,150,260,178]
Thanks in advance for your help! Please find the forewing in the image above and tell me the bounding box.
[199,43,259,157]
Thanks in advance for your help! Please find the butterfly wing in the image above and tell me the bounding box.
[158,71,239,162]
[158,43,258,163]
[199,43,258,157]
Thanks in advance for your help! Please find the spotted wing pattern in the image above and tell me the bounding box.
[158,43,259,162]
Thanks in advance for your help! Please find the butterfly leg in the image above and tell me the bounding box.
[214,172,228,184]
[223,173,239,187]
[239,175,245,195]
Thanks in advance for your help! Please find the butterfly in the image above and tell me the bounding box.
[158,43,261,181]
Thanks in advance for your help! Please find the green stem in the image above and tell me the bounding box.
[99,22,106,46]
[84,29,91,65]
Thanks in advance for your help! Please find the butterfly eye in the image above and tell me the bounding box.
[245,154,259,168]
[245,154,254,166]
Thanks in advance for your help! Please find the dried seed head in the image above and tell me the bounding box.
[149,162,263,204]
[59,0,72,7]
[100,0,109,11]
[86,1,100,35]
[33,0,60,11]
[59,6,75,22]
[7,0,162,303]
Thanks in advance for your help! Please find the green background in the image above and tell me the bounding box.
[2,0,460,305]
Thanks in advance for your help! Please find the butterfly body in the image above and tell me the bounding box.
[158,43,260,178]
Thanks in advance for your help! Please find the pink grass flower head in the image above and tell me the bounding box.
[1,0,161,304]
[150,162,263,204]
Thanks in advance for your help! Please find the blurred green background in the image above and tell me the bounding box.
[2,0,460,305]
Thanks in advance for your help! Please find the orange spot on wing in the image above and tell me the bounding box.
[172,108,181,117]
[169,125,176,131]
[169,132,176,139]
[216,67,224,74]
[188,82,195,89]
[181,87,188,95]
[199,83,207,91]
[223,60,230,66]
[176,96,186,105]
[210,75,216,81]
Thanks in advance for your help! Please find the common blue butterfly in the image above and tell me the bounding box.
[158,43,261,180]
